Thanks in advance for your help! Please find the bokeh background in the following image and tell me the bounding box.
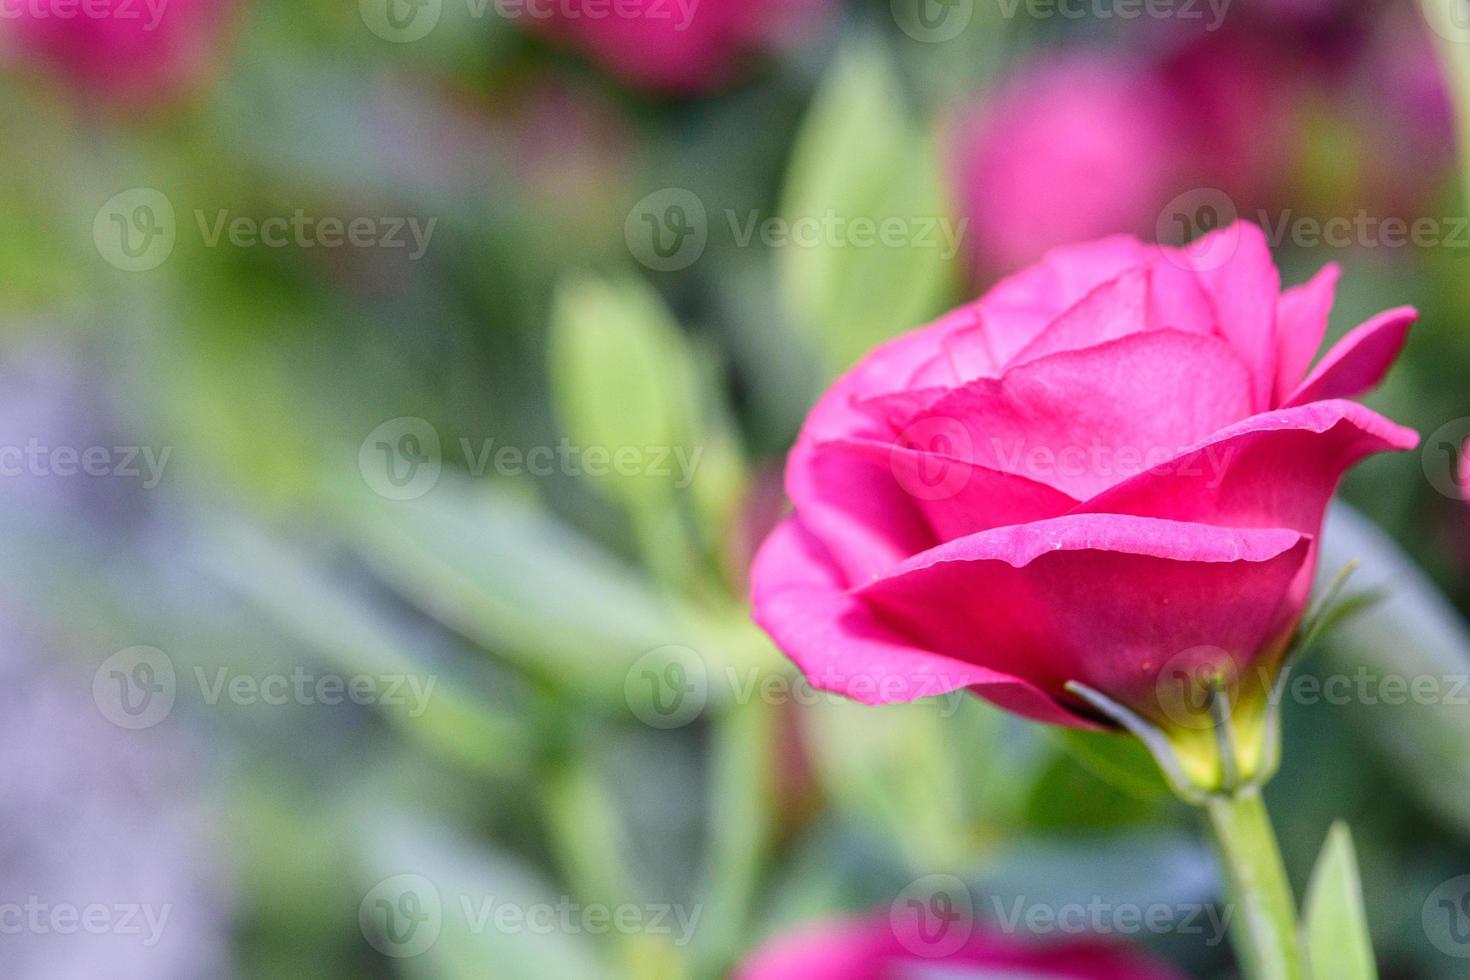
[3,0,1470,976]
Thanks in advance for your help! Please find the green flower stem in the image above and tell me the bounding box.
[1203,787,1305,980]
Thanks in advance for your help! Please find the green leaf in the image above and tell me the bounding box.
[803,696,988,870]
[548,274,700,506]
[1317,502,1470,837]
[325,472,690,699]
[688,700,778,977]
[197,519,532,779]
[358,811,612,980]
[1304,822,1378,980]
[1055,728,1175,803]
[778,37,958,373]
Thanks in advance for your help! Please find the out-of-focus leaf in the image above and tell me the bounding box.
[359,811,611,980]
[803,696,978,870]
[778,38,958,374]
[974,833,1220,912]
[325,472,693,699]
[1023,752,1164,831]
[1419,0,1470,207]
[1304,822,1378,980]
[549,274,700,505]
[199,519,530,779]
[1055,728,1175,803]
[689,700,778,977]
[545,751,681,978]
[1318,502,1470,837]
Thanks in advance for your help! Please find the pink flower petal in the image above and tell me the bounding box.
[1078,400,1419,536]
[1282,306,1417,408]
[902,329,1255,498]
[1169,221,1281,410]
[750,518,1083,725]
[978,235,1215,363]
[1273,262,1341,405]
[1007,266,1152,368]
[784,308,978,581]
[818,436,1079,540]
[857,515,1311,724]
[1075,399,1419,613]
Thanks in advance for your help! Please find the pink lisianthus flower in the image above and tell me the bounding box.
[750,223,1417,788]
[949,54,1183,276]
[736,915,1187,980]
[1,0,233,108]
[510,0,830,95]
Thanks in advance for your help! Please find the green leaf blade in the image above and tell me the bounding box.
[1304,822,1378,980]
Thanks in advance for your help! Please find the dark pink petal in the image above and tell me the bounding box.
[903,330,1255,498]
[1077,400,1419,536]
[1075,400,1419,613]
[857,515,1311,723]
[792,445,936,585]
[1282,306,1417,408]
[750,518,1082,725]
[1007,267,1152,368]
[905,309,1000,387]
[1170,221,1281,410]
[1273,262,1341,405]
[818,437,1078,540]
[784,306,979,581]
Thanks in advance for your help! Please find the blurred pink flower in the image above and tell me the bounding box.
[736,915,1188,980]
[512,0,831,94]
[2,0,234,108]
[1154,28,1301,208]
[1461,440,1470,500]
[949,54,1182,276]
[1352,9,1456,213]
